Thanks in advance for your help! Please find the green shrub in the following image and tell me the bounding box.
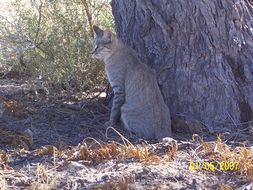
[0,0,114,93]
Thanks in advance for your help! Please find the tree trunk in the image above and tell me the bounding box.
[111,0,253,133]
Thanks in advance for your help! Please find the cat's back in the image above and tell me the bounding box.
[117,46,172,139]
[125,47,154,74]
[120,48,172,139]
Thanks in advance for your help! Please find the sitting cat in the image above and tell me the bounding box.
[91,25,172,140]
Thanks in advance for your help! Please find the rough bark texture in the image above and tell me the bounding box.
[111,0,253,132]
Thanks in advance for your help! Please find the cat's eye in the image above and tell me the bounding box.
[91,45,99,54]
[95,45,102,51]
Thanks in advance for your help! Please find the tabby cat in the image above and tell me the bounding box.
[91,26,172,139]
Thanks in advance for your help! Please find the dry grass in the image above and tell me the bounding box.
[30,164,58,190]
[35,145,60,157]
[90,176,133,190]
[199,135,253,179]
[0,96,28,118]
[125,144,162,164]
[67,141,165,164]
[219,184,234,190]
[0,150,8,165]
[237,147,253,180]
[1,133,253,189]
[167,141,178,159]
[0,174,7,190]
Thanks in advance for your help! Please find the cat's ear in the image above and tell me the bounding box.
[93,25,103,36]
[103,29,113,41]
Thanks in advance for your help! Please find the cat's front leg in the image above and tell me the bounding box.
[109,85,125,127]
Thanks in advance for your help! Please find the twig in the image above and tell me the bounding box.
[105,127,134,148]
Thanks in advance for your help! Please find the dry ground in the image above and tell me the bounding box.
[0,75,253,190]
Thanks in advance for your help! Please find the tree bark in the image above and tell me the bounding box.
[111,0,253,133]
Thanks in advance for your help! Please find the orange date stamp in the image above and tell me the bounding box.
[189,161,239,171]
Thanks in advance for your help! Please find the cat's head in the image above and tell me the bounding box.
[91,25,116,61]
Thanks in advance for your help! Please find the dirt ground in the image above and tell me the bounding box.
[0,75,253,190]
